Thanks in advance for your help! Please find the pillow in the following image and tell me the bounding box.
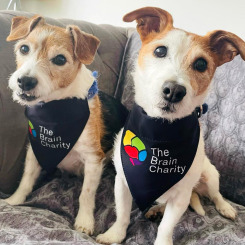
[118,30,245,205]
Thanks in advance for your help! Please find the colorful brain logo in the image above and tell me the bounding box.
[28,120,37,138]
[123,130,147,166]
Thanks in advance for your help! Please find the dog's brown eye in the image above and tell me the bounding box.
[51,55,67,66]
[193,58,207,72]
[154,46,167,58]
[20,45,30,55]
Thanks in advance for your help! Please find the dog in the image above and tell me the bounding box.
[97,7,245,245]
[4,15,104,235]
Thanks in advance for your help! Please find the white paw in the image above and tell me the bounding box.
[4,196,25,206]
[74,213,94,235]
[215,200,237,220]
[154,237,173,245]
[190,192,205,216]
[191,203,205,216]
[96,224,127,244]
[196,208,205,216]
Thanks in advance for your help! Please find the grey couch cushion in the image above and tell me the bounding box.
[117,31,245,206]
[115,31,140,108]
[0,11,28,194]
[0,10,130,193]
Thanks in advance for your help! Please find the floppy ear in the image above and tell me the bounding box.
[6,15,45,41]
[209,30,245,66]
[67,25,100,65]
[123,7,173,43]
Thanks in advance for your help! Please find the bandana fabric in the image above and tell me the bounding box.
[121,104,200,211]
[25,98,90,173]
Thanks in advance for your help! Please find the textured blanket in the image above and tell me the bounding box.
[0,164,244,244]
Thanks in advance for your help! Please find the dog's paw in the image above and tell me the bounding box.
[145,204,165,221]
[3,196,25,206]
[154,237,173,245]
[190,191,205,216]
[74,213,94,235]
[96,224,126,244]
[192,204,205,216]
[215,200,237,220]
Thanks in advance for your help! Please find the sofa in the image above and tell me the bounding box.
[0,10,245,245]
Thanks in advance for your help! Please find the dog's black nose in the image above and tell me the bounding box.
[17,76,38,91]
[163,82,186,103]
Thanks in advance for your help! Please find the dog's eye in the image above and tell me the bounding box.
[51,55,67,66]
[20,45,30,55]
[193,58,207,72]
[154,46,167,58]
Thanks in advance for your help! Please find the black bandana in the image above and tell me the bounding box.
[121,103,200,211]
[25,98,90,173]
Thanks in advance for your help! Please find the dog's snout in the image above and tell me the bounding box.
[163,81,186,103]
[17,76,38,91]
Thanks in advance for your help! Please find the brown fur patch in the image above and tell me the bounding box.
[6,15,44,41]
[83,95,105,162]
[182,33,217,95]
[208,30,245,65]
[123,7,173,43]
[185,30,245,95]
[138,26,174,67]
[35,26,80,88]
[67,25,100,65]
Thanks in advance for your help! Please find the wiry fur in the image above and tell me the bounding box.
[4,15,104,235]
[97,7,245,245]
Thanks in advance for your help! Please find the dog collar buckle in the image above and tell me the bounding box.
[196,103,208,118]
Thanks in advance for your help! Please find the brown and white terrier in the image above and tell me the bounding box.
[4,15,104,235]
[97,7,245,245]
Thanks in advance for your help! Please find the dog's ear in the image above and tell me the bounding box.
[123,7,173,43]
[67,25,100,65]
[208,30,245,66]
[6,15,44,41]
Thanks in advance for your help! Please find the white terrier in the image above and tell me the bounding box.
[97,7,245,245]
[4,15,104,235]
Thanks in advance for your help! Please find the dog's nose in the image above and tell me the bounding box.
[163,81,186,103]
[17,76,38,91]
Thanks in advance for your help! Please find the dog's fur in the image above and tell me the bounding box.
[5,15,105,235]
[97,7,245,245]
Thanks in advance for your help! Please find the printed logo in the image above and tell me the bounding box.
[123,130,147,166]
[28,120,37,138]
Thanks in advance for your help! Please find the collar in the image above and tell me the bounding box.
[195,103,208,118]
[87,71,99,100]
